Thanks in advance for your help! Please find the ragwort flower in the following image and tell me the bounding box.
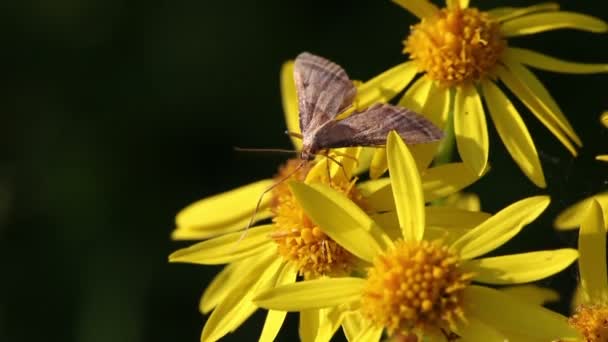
[390,0,608,187]
[254,132,580,340]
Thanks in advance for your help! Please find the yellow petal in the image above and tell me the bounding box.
[201,251,281,342]
[442,192,481,211]
[259,263,298,342]
[451,196,550,260]
[342,311,365,342]
[316,307,347,342]
[554,192,608,230]
[463,249,578,284]
[399,76,450,129]
[281,60,302,150]
[351,324,383,342]
[289,182,388,262]
[353,147,376,175]
[455,317,506,342]
[387,131,425,242]
[597,155,608,162]
[500,285,560,306]
[168,225,274,265]
[602,111,608,128]
[199,261,246,314]
[355,62,418,110]
[171,210,272,240]
[356,178,393,212]
[488,3,560,22]
[579,200,608,304]
[501,57,582,147]
[463,285,582,341]
[369,148,388,179]
[501,11,608,37]
[481,79,546,187]
[173,179,274,237]
[306,147,361,184]
[495,65,578,156]
[299,309,320,342]
[507,47,608,74]
[254,277,365,311]
[392,0,438,19]
[454,83,489,176]
[421,162,482,202]
[425,207,490,230]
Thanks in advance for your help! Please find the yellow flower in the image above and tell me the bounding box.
[597,111,608,162]
[254,132,580,340]
[568,200,608,341]
[554,192,608,231]
[390,0,608,187]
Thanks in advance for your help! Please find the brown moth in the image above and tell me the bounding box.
[293,52,443,160]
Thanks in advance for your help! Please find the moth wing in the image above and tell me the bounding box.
[294,52,356,134]
[314,103,444,149]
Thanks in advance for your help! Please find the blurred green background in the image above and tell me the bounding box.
[1,1,606,341]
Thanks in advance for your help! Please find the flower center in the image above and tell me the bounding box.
[569,304,608,342]
[361,240,473,336]
[404,7,505,87]
[270,159,366,279]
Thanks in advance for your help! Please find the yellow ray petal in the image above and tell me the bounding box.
[602,111,608,128]
[306,147,361,184]
[500,285,560,306]
[316,307,348,342]
[171,210,272,240]
[463,249,578,285]
[425,207,491,230]
[369,148,388,179]
[259,263,298,342]
[254,277,365,311]
[501,11,608,37]
[299,309,320,342]
[554,192,608,230]
[488,3,560,22]
[289,182,389,262]
[455,317,506,342]
[598,155,608,162]
[495,65,578,155]
[506,47,608,74]
[281,61,302,150]
[342,311,365,342]
[399,76,450,129]
[355,62,418,110]
[422,162,482,202]
[200,261,246,314]
[442,192,481,211]
[201,251,281,342]
[174,179,274,235]
[387,131,425,242]
[356,178,393,212]
[451,196,550,260]
[578,200,608,304]
[351,324,383,342]
[501,57,581,147]
[463,285,582,341]
[168,225,274,265]
[353,147,375,175]
[392,0,438,19]
[481,79,546,187]
[454,83,489,176]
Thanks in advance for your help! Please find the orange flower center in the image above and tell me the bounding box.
[570,303,608,342]
[404,7,505,87]
[361,240,473,336]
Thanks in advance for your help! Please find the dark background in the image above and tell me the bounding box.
[1,1,607,341]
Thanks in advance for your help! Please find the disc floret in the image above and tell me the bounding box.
[569,304,608,342]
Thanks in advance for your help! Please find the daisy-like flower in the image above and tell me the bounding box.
[387,0,608,187]
[254,131,580,340]
[597,111,608,162]
[568,200,608,341]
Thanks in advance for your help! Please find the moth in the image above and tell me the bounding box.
[292,52,443,161]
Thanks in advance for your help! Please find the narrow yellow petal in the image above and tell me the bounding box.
[495,65,578,155]
[168,225,274,265]
[201,252,281,342]
[454,83,489,176]
[342,311,365,342]
[399,76,450,129]
[425,207,490,230]
[451,196,550,260]
[354,147,376,175]
[281,61,302,150]
[507,47,608,74]
[387,131,425,242]
[443,192,481,211]
[259,263,298,342]
[410,142,440,172]
[463,285,582,341]
[455,317,506,342]
[488,3,560,22]
[330,147,362,184]
[481,79,546,187]
[199,262,246,314]
[254,278,365,311]
[463,249,578,284]
[299,309,320,342]
[174,179,274,234]
[554,192,608,230]
[369,148,388,179]
[171,210,273,240]
[602,111,608,128]
[501,12,608,37]
[579,200,608,304]
[500,285,560,306]
[597,155,608,162]
[356,178,393,212]
[501,58,582,147]
[392,0,438,19]
[355,62,418,110]
[316,307,348,342]
[421,162,482,202]
[351,324,383,342]
[289,182,388,262]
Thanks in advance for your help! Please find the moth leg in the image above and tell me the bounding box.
[285,131,304,140]
[325,155,332,187]
[321,152,348,181]
[329,150,359,166]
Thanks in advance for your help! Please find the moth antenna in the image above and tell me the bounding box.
[239,160,307,241]
[234,147,298,154]
[285,131,304,140]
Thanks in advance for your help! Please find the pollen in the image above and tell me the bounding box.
[569,304,608,342]
[270,159,366,279]
[404,7,505,87]
[361,240,473,336]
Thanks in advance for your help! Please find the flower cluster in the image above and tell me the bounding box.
[170,1,608,341]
